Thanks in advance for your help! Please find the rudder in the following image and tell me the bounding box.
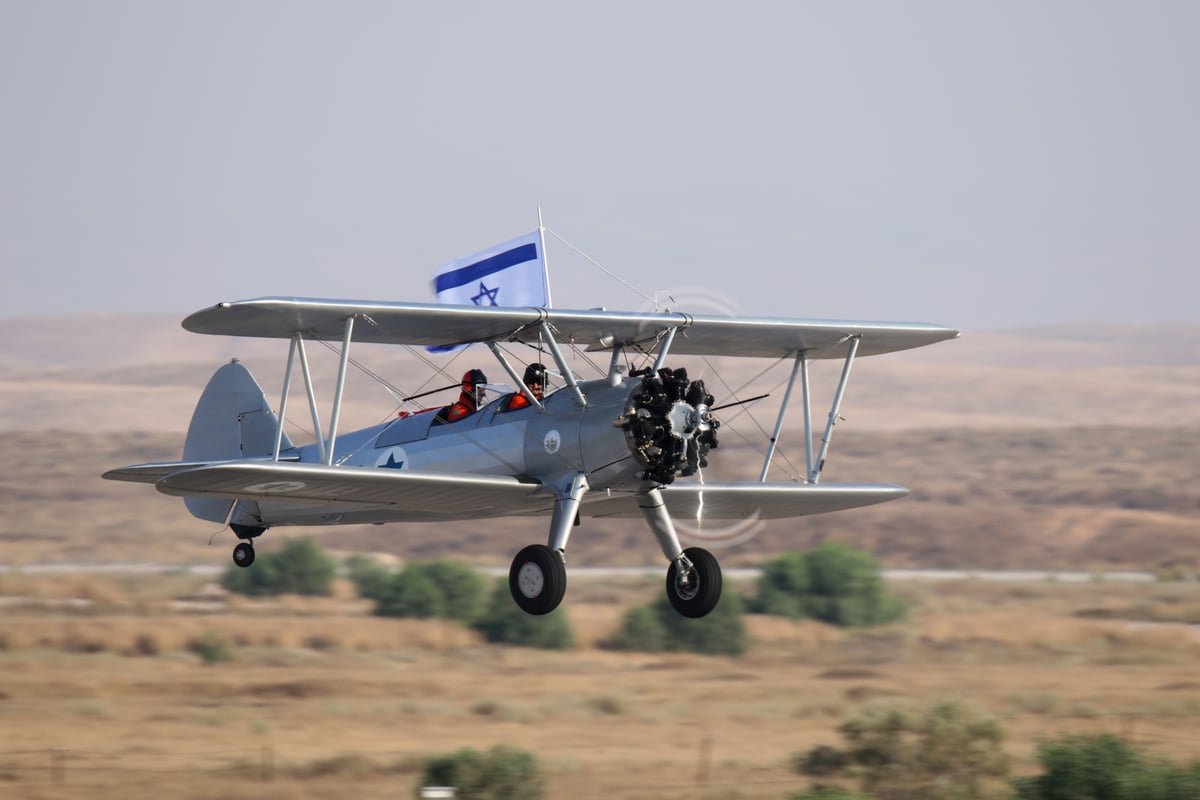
[183,360,292,522]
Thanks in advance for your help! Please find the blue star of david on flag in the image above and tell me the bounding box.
[471,282,500,306]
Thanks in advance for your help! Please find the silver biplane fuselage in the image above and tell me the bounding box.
[264,378,637,527]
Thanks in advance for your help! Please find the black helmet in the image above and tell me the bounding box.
[522,362,546,386]
[462,369,488,406]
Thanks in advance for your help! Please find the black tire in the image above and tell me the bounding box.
[508,544,567,615]
[665,546,722,618]
[232,542,256,568]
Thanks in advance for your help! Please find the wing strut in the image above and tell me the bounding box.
[296,334,327,464]
[759,351,808,482]
[486,341,544,412]
[757,335,861,484]
[272,318,356,466]
[607,343,624,386]
[652,326,678,372]
[810,335,860,484]
[325,315,356,465]
[539,321,587,408]
[273,335,298,461]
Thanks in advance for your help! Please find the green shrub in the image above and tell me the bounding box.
[472,582,574,650]
[346,553,392,602]
[377,566,445,618]
[418,745,543,800]
[373,560,485,621]
[221,537,336,597]
[753,543,906,627]
[421,560,486,622]
[1013,733,1200,800]
[189,630,234,664]
[609,591,746,656]
[608,604,668,652]
[796,700,1009,800]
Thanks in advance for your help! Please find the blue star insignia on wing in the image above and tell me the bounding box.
[381,453,405,469]
[471,282,500,306]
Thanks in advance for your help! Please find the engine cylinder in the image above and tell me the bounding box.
[619,367,720,484]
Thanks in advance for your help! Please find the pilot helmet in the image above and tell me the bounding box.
[462,369,488,405]
[522,362,546,387]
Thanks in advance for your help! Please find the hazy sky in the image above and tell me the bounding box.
[2,2,1198,328]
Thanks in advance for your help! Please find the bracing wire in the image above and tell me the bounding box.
[544,227,663,309]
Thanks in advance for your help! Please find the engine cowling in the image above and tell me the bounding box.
[617,367,720,484]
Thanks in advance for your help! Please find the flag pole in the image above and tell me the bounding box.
[537,206,553,308]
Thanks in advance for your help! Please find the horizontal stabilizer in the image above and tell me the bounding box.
[153,462,551,520]
[584,481,909,520]
[102,456,299,485]
[103,461,222,485]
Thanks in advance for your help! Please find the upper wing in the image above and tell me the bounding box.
[582,481,909,519]
[151,462,553,520]
[182,298,958,359]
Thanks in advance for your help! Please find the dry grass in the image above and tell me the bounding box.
[1,575,1200,799]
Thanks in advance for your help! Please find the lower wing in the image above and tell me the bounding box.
[149,461,551,518]
[583,481,909,519]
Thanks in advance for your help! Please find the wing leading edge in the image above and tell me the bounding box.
[153,462,552,519]
[583,481,909,520]
[183,298,958,359]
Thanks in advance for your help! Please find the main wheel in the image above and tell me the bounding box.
[232,541,256,568]
[666,546,722,618]
[509,544,567,615]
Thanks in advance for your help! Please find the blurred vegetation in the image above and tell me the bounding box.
[1013,734,1200,800]
[220,537,336,597]
[795,700,1008,800]
[345,553,392,602]
[373,559,485,622]
[607,591,746,656]
[472,581,574,650]
[418,744,543,800]
[751,543,907,627]
[187,629,234,664]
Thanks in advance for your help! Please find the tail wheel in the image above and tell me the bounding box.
[666,546,722,618]
[232,541,256,568]
[509,544,567,615]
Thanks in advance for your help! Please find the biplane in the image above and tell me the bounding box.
[104,296,957,618]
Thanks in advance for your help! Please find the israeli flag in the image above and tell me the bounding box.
[431,231,550,308]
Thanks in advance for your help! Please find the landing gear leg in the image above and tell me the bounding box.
[508,473,588,615]
[638,485,723,618]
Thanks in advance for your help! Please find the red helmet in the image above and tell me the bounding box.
[462,369,488,406]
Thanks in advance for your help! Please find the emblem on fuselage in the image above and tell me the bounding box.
[543,430,561,454]
[375,447,408,470]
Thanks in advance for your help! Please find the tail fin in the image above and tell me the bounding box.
[183,360,291,522]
